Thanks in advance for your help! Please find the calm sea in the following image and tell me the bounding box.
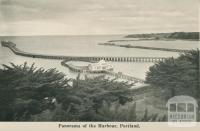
[0,35,199,79]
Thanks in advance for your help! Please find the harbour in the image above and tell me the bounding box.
[0,35,198,81]
[1,41,167,63]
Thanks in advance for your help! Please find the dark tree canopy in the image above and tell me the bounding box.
[0,63,147,121]
[146,50,200,98]
[0,62,168,121]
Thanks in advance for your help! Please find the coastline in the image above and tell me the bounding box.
[108,38,200,43]
[98,43,190,53]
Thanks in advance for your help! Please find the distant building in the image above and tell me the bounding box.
[88,60,113,71]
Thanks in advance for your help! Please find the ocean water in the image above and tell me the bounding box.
[0,35,199,79]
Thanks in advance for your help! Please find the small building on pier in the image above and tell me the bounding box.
[88,60,113,72]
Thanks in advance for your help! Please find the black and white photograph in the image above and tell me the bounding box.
[0,0,199,125]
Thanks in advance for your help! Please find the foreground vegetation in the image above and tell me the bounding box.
[146,49,199,98]
[146,49,200,121]
[0,63,165,121]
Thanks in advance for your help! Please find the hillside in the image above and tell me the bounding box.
[125,32,199,40]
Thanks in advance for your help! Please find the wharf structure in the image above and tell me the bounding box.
[1,41,167,63]
[1,41,170,84]
[61,60,145,83]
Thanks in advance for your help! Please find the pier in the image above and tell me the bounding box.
[61,60,145,83]
[1,41,167,63]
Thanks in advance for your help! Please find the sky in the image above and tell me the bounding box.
[0,0,199,36]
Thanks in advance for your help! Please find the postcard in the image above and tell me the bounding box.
[0,0,199,131]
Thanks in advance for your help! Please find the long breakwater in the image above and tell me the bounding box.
[98,43,189,53]
[1,41,167,63]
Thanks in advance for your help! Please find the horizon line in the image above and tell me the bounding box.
[0,31,199,37]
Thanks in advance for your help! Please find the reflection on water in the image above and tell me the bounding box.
[0,35,198,79]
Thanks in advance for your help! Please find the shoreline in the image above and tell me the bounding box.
[98,43,190,53]
[108,38,200,43]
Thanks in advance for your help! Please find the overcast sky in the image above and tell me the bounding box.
[0,0,199,36]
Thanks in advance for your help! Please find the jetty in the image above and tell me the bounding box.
[1,41,167,63]
[61,60,145,83]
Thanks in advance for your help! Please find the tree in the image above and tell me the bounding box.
[146,50,199,99]
[55,75,134,121]
[0,62,69,121]
[0,62,170,121]
[0,63,134,121]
